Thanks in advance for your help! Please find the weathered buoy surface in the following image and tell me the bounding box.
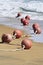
[2,34,12,43]
[13,29,22,38]
[25,15,30,20]
[21,38,32,49]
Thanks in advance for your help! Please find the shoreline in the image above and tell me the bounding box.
[0,24,43,65]
[0,17,43,43]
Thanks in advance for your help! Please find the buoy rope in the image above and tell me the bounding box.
[0,48,24,52]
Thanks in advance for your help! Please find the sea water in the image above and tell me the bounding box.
[0,0,43,20]
[0,0,43,43]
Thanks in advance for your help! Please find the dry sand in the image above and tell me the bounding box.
[0,24,43,65]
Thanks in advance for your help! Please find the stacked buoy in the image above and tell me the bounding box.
[21,15,30,26]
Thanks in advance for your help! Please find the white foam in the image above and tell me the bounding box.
[0,0,43,20]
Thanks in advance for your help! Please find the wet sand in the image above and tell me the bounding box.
[0,24,43,65]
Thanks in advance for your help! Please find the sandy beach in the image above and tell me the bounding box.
[0,23,43,65]
[0,0,43,64]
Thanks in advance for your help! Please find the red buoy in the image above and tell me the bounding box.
[22,19,29,26]
[32,23,39,29]
[21,38,32,49]
[16,12,21,18]
[25,15,30,20]
[2,34,12,43]
[32,23,40,33]
[13,29,22,38]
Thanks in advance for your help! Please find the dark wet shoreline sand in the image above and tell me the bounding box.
[0,24,43,65]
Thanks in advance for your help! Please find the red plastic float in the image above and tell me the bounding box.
[2,34,12,43]
[32,23,39,29]
[21,19,29,26]
[13,29,22,38]
[16,12,21,17]
[32,23,40,33]
[21,38,32,49]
